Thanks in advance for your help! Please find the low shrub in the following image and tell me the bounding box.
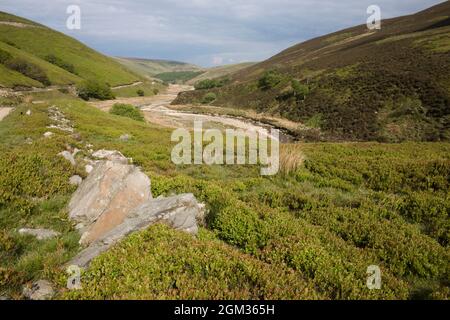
[76,80,115,101]
[109,103,145,122]
[5,58,50,86]
[201,92,217,104]
[136,89,145,96]
[0,48,12,64]
[44,54,76,75]
[194,78,229,90]
[258,70,283,90]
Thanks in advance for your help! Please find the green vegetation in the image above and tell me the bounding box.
[258,70,283,90]
[291,79,310,100]
[0,12,140,88]
[109,103,145,122]
[4,57,50,86]
[155,71,204,83]
[76,80,115,101]
[44,54,76,75]
[136,89,144,96]
[201,92,217,104]
[194,78,229,90]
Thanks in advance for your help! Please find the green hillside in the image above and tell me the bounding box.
[0,12,140,88]
[175,2,450,142]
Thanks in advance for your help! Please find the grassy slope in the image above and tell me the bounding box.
[187,62,257,85]
[114,57,203,79]
[175,2,450,142]
[0,12,140,87]
[0,94,448,300]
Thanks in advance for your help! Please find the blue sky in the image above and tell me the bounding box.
[0,0,446,66]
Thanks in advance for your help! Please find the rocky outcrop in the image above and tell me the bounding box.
[91,149,130,164]
[69,194,204,268]
[47,106,74,133]
[67,147,205,268]
[68,160,152,245]
[22,280,54,300]
[18,228,60,240]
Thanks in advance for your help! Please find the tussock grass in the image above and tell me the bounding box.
[279,143,305,175]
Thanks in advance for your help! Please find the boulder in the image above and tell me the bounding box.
[22,280,54,300]
[68,160,152,245]
[26,109,31,116]
[18,228,60,240]
[43,131,54,138]
[69,194,204,268]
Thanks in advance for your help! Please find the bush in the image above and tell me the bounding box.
[76,80,115,101]
[194,78,229,90]
[109,103,145,122]
[153,88,159,95]
[0,48,12,64]
[5,58,51,86]
[136,89,145,97]
[44,54,76,74]
[258,70,283,90]
[201,92,217,104]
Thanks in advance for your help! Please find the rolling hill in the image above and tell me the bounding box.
[0,12,140,89]
[186,62,256,85]
[174,2,450,142]
[114,57,203,79]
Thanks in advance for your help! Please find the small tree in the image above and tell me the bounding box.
[291,79,310,101]
[258,70,283,90]
[137,89,145,96]
[110,103,145,122]
[76,80,115,101]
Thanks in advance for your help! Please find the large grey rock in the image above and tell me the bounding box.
[69,194,204,268]
[22,280,54,300]
[68,160,152,245]
[18,228,60,240]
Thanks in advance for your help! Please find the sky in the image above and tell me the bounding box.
[0,0,446,66]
